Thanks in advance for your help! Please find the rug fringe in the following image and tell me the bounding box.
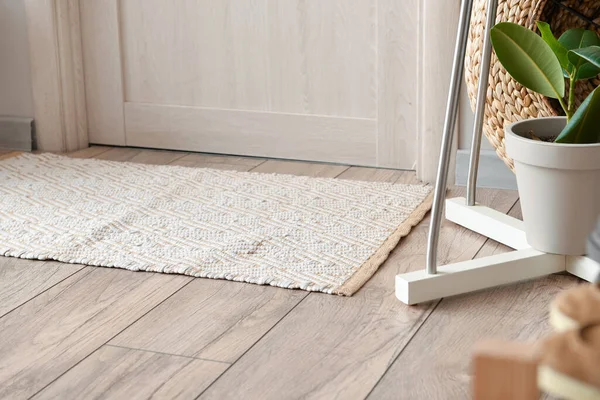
[333,191,434,296]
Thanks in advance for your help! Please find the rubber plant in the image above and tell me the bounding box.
[490,21,600,144]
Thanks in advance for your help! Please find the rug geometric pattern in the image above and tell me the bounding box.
[0,154,431,295]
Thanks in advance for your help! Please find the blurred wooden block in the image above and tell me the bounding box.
[473,340,539,400]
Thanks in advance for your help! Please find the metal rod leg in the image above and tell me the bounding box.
[426,0,474,275]
[466,0,498,206]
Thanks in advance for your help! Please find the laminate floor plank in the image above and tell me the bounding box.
[128,149,190,165]
[337,166,415,184]
[368,200,578,400]
[170,153,266,171]
[250,159,349,177]
[110,279,307,363]
[198,185,519,399]
[0,258,83,318]
[66,146,111,159]
[92,147,144,161]
[33,345,228,400]
[0,267,191,399]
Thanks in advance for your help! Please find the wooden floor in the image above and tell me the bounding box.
[0,146,579,399]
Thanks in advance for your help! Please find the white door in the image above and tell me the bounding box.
[80,0,419,168]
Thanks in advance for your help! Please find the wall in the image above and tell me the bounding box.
[0,0,34,118]
[458,82,492,150]
[457,79,516,189]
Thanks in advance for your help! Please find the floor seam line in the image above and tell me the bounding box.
[473,197,520,258]
[334,166,352,179]
[194,291,311,399]
[26,277,195,399]
[247,159,269,172]
[104,344,231,365]
[164,152,192,164]
[365,299,443,400]
[89,147,113,157]
[0,266,89,320]
[66,146,112,158]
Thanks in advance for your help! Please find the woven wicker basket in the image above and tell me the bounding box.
[465,0,600,171]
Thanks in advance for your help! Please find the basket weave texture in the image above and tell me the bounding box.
[465,0,600,171]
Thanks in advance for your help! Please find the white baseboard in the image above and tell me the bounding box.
[455,149,517,190]
[0,116,34,151]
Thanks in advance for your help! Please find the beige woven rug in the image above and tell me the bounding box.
[0,153,432,295]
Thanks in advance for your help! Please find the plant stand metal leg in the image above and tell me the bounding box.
[466,0,498,206]
[426,0,474,275]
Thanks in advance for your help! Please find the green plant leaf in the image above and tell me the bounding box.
[555,86,600,143]
[570,46,600,68]
[537,21,570,71]
[575,63,600,80]
[558,28,600,50]
[568,46,600,79]
[491,23,565,99]
[559,29,600,80]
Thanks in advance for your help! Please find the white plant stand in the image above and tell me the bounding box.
[395,0,599,305]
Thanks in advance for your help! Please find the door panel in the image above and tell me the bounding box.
[81,0,418,168]
[125,103,376,165]
[120,0,376,118]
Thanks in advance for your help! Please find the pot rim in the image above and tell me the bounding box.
[506,117,600,149]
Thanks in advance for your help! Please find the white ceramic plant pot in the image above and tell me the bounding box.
[505,117,600,255]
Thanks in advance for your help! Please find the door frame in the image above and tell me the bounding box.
[24,0,460,181]
[24,0,88,153]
